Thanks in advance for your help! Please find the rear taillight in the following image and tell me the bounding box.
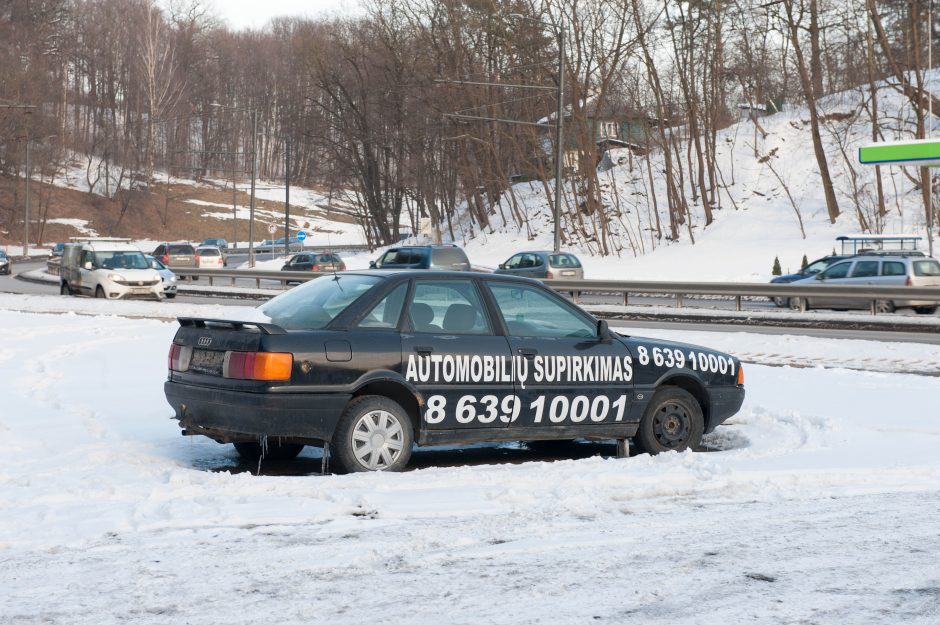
[906,276,913,286]
[311,265,319,271]
[545,271,555,279]
[223,351,293,381]
[737,365,745,386]
[168,343,192,372]
[339,263,346,271]
[161,253,169,264]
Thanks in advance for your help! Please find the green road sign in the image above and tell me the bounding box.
[859,139,940,166]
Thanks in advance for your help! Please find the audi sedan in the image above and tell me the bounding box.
[164,271,745,472]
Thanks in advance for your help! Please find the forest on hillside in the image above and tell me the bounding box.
[1,0,937,252]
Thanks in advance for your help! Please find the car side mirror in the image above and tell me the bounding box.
[597,319,614,342]
[151,261,158,269]
[369,260,377,269]
[83,261,93,270]
[498,263,506,269]
[816,274,825,280]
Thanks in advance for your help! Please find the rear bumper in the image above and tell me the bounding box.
[705,385,745,433]
[165,380,350,443]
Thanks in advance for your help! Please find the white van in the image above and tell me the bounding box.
[60,238,164,300]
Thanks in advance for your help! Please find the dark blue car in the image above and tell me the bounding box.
[769,255,849,306]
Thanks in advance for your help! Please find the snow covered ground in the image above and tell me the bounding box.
[1,305,939,624]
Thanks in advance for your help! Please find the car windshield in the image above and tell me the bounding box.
[258,274,382,330]
[0,251,7,259]
[380,249,427,265]
[198,248,220,256]
[804,259,830,274]
[96,251,150,270]
[168,245,194,255]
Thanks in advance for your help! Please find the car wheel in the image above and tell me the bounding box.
[914,306,938,315]
[875,300,895,314]
[332,395,413,473]
[60,282,71,296]
[633,387,704,455]
[166,293,177,299]
[790,297,809,312]
[95,286,106,299]
[233,441,305,461]
[772,296,789,308]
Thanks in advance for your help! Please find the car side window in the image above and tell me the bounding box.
[881,262,905,276]
[407,280,491,335]
[805,259,829,274]
[487,282,596,338]
[850,261,880,278]
[358,283,408,329]
[821,262,851,279]
[153,245,165,255]
[505,254,522,269]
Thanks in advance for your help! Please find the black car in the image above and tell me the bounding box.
[164,271,745,473]
[0,250,10,275]
[770,255,850,307]
[370,244,471,271]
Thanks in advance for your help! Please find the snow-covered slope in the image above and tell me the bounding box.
[439,71,940,281]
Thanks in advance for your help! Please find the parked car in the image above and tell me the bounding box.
[49,242,65,259]
[152,242,198,270]
[164,271,745,471]
[282,252,346,273]
[201,238,228,251]
[370,244,471,271]
[258,237,303,253]
[789,255,940,314]
[769,255,850,307]
[495,251,584,280]
[147,255,178,299]
[196,246,225,269]
[0,250,10,275]
[61,239,162,300]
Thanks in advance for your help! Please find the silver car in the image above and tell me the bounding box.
[495,251,584,280]
[147,255,179,299]
[791,255,940,314]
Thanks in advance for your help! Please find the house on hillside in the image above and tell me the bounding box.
[537,99,665,169]
[737,98,785,122]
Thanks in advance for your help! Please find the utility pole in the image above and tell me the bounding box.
[553,25,565,254]
[249,108,258,267]
[1,104,37,256]
[285,134,291,258]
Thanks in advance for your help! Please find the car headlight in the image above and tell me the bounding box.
[107,273,128,284]
[170,275,178,282]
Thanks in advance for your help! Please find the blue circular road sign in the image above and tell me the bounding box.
[297,231,308,241]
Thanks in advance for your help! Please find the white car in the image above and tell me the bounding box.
[60,240,163,300]
[196,246,225,269]
[147,255,179,299]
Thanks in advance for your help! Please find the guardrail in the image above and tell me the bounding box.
[172,268,940,316]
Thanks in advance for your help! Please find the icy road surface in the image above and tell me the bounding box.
[0,308,938,624]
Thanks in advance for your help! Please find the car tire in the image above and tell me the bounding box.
[914,306,938,315]
[633,386,704,455]
[233,441,305,461]
[166,293,176,299]
[60,282,71,296]
[332,395,413,473]
[875,300,895,314]
[95,286,106,299]
[790,297,809,312]
[772,296,789,308]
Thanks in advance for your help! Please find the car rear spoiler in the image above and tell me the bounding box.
[177,317,288,335]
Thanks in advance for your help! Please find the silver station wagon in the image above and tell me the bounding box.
[791,255,940,314]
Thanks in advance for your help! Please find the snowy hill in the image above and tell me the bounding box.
[437,71,940,281]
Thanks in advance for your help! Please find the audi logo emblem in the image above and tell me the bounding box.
[197,336,212,347]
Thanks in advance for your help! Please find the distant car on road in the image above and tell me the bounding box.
[196,246,225,269]
[769,255,850,307]
[147,255,178,299]
[49,242,65,259]
[789,255,940,314]
[164,270,745,472]
[0,250,10,275]
[201,238,228,251]
[61,239,162,300]
[282,252,346,273]
[495,251,584,280]
[370,244,471,271]
[152,242,198,270]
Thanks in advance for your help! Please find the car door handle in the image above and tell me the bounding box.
[414,346,434,356]
[517,347,538,359]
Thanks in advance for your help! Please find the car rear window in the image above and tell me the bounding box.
[549,254,581,268]
[431,247,469,268]
[198,248,220,256]
[169,244,195,255]
[259,275,382,330]
[318,254,340,263]
[913,260,940,276]
[381,249,427,265]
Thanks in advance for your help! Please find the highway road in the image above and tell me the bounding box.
[5,259,939,344]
